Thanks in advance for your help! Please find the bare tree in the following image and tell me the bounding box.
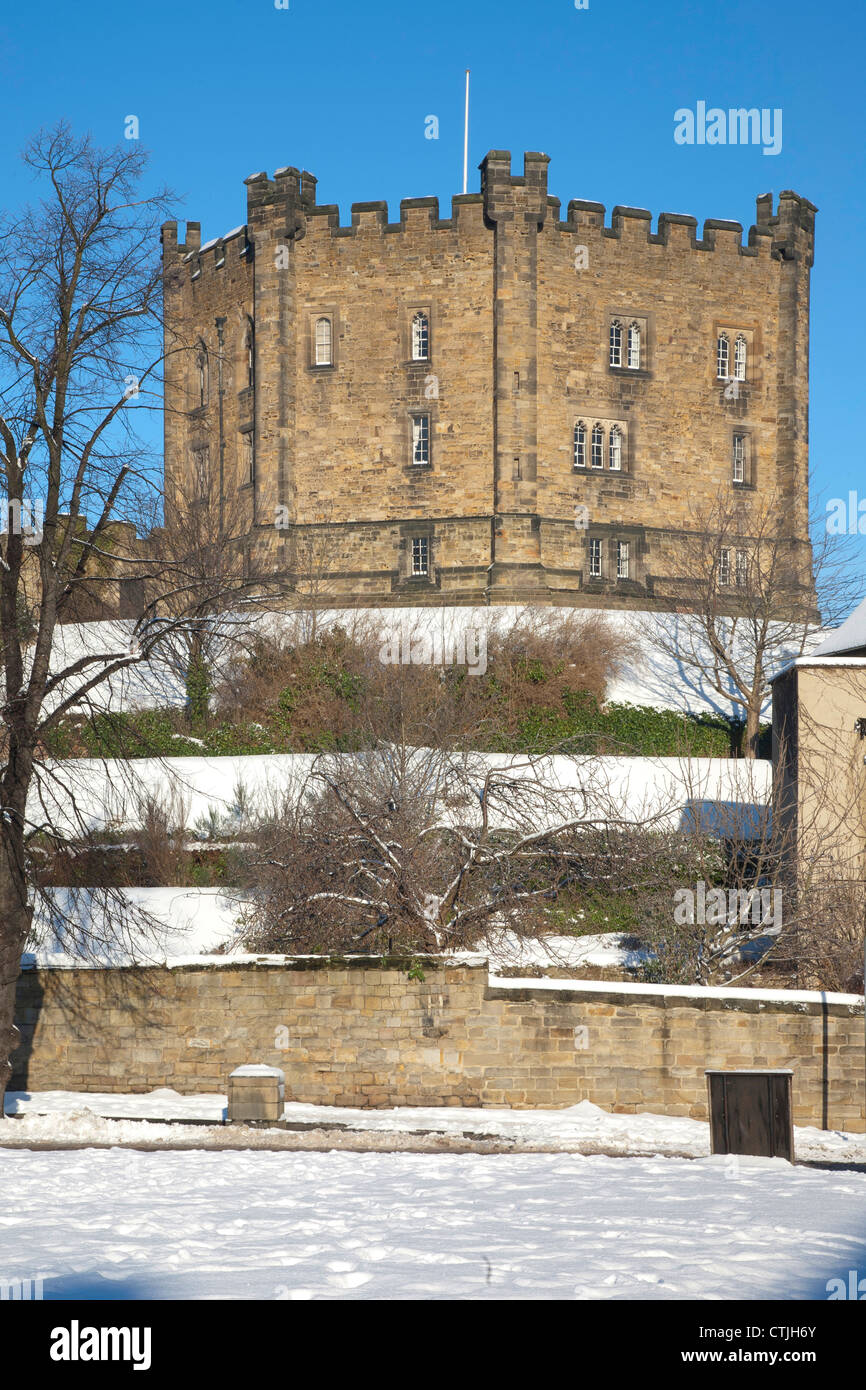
[284,501,343,643]
[144,471,263,723]
[236,742,677,954]
[638,488,862,758]
[232,710,866,988]
[0,124,187,1115]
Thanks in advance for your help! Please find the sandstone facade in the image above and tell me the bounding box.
[161,152,816,610]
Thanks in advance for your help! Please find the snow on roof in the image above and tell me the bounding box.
[811,593,866,657]
[769,654,866,681]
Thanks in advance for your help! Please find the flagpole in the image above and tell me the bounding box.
[463,69,470,195]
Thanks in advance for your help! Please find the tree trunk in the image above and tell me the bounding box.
[745,699,762,760]
[0,829,33,1121]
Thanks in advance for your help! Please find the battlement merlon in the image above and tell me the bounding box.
[161,219,201,258]
[479,150,551,224]
[761,190,818,267]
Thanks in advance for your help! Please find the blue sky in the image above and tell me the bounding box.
[1,0,864,601]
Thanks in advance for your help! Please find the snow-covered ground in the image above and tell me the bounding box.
[25,886,241,966]
[29,749,772,838]
[26,892,651,969]
[5,1090,865,1165]
[0,1140,864,1299]
[486,929,652,972]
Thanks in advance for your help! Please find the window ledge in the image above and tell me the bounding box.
[574,467,630,476]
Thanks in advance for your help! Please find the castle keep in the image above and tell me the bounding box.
[161,151,816,608]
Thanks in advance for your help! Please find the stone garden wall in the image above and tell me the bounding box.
[12,956,864,1129]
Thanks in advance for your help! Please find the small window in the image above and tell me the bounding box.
[717,333,730,380]
[589,537,603,579]
[191,446,210,501]
[574,421,586,468]
[241,433,254,486]
[196,343,209,408]
[719,548,731,586]
[411,312,430,362]
[412,536,430,577]
[732,433,746,484]
[609,425,622,471]
[591,424,604,469]
[616,540,629,580]
[627,322,641,371]
[735,549,748,587]
[412,414,430,466]
[245,320,255,390]
[315,317,333,366]
[733,335,747,382]
[609,320,622,368]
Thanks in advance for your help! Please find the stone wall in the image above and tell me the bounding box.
[12,957,863,1129]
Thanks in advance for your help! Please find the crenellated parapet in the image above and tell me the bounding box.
[162,155,816,286]
[557,190,815,263]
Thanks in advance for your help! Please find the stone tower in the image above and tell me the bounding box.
[161,151,816,611]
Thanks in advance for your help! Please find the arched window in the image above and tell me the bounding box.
[573,421,586,468]
[733,334,747,382]
[315,316,333,366]
[591,423,604,468]
[411,312,430,362]
[717,333,730,379]
[244,319,255,390]
[609,424,622,471]
[609,319,622,368]
[196,342,209,408]
[627,322,641,370]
